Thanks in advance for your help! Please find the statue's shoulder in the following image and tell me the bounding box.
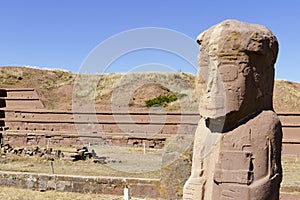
[250,110,282,139]
[256,110,281,126]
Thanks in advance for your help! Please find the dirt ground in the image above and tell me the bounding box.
[0,185,298,200]
[0,186,157,200]
[0,186,298,200]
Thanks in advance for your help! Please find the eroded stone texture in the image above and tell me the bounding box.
[183,20,282,200]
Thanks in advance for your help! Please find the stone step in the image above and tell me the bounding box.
[0,88,44,109]
[282,127,300,140]
[282,143,300,155]
[0,97,40,100]
[3,122,194,134]
[2,131,169,148]
[3,130,171,139]
[1,118,197,125]
[279,114,300,126]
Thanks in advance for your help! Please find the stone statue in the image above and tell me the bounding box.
[183,20,282,200]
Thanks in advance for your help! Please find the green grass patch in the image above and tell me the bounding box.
[145,93,186,107]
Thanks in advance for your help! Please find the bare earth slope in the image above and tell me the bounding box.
[0,66,299,113]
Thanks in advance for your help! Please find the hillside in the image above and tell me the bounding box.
[274,80,300,113]
[0,66,299,113]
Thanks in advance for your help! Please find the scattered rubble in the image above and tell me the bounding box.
[0,144,119,164]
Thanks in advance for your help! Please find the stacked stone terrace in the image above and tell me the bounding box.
[0,88,198,147]
[0,88,44,109]
[0,88,299,154]
[0,88,45,130]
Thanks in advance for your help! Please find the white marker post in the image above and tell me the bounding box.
[124,186,130,200]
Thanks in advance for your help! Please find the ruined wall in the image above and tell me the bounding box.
[0,88,298,151]
[0,171,160,198]
[2,132,166,149]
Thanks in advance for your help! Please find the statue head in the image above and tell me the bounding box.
[196,20,278,132]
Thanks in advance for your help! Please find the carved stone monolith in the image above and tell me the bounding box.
[183,19,282,200]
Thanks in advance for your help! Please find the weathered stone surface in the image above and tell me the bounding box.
[195,19,278,131]
[160,135,193,199]
[184,19,282,200]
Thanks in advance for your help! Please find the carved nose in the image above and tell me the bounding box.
[206,80,221,96]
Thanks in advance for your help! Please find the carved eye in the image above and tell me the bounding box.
[243,67,252,77]
[254,72,260,82]
[218,64,238,82]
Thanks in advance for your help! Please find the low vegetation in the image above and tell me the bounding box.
[0,66,299,112]
[145,93,185,107]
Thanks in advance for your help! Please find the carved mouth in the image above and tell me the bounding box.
[203,98,225,110]
[200,106,226,120]
[205,105,225,110]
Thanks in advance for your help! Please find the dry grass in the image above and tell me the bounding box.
[0,66,299,112]
[0,67,197,111]
[0,146,299,197]
[281,156,300,192]
[274,80,300,112]
[0,186,160,200]
[0,186,119,200]
[0,145,162,179]
[1,146,299,188]
[0,186,299,200]
[0,66,76,110]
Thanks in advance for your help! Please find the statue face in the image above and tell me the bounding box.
[198,55,249,119]
[197,53,263,131]
[196,21,278,131]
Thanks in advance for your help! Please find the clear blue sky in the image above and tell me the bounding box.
[0,1,299,82]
